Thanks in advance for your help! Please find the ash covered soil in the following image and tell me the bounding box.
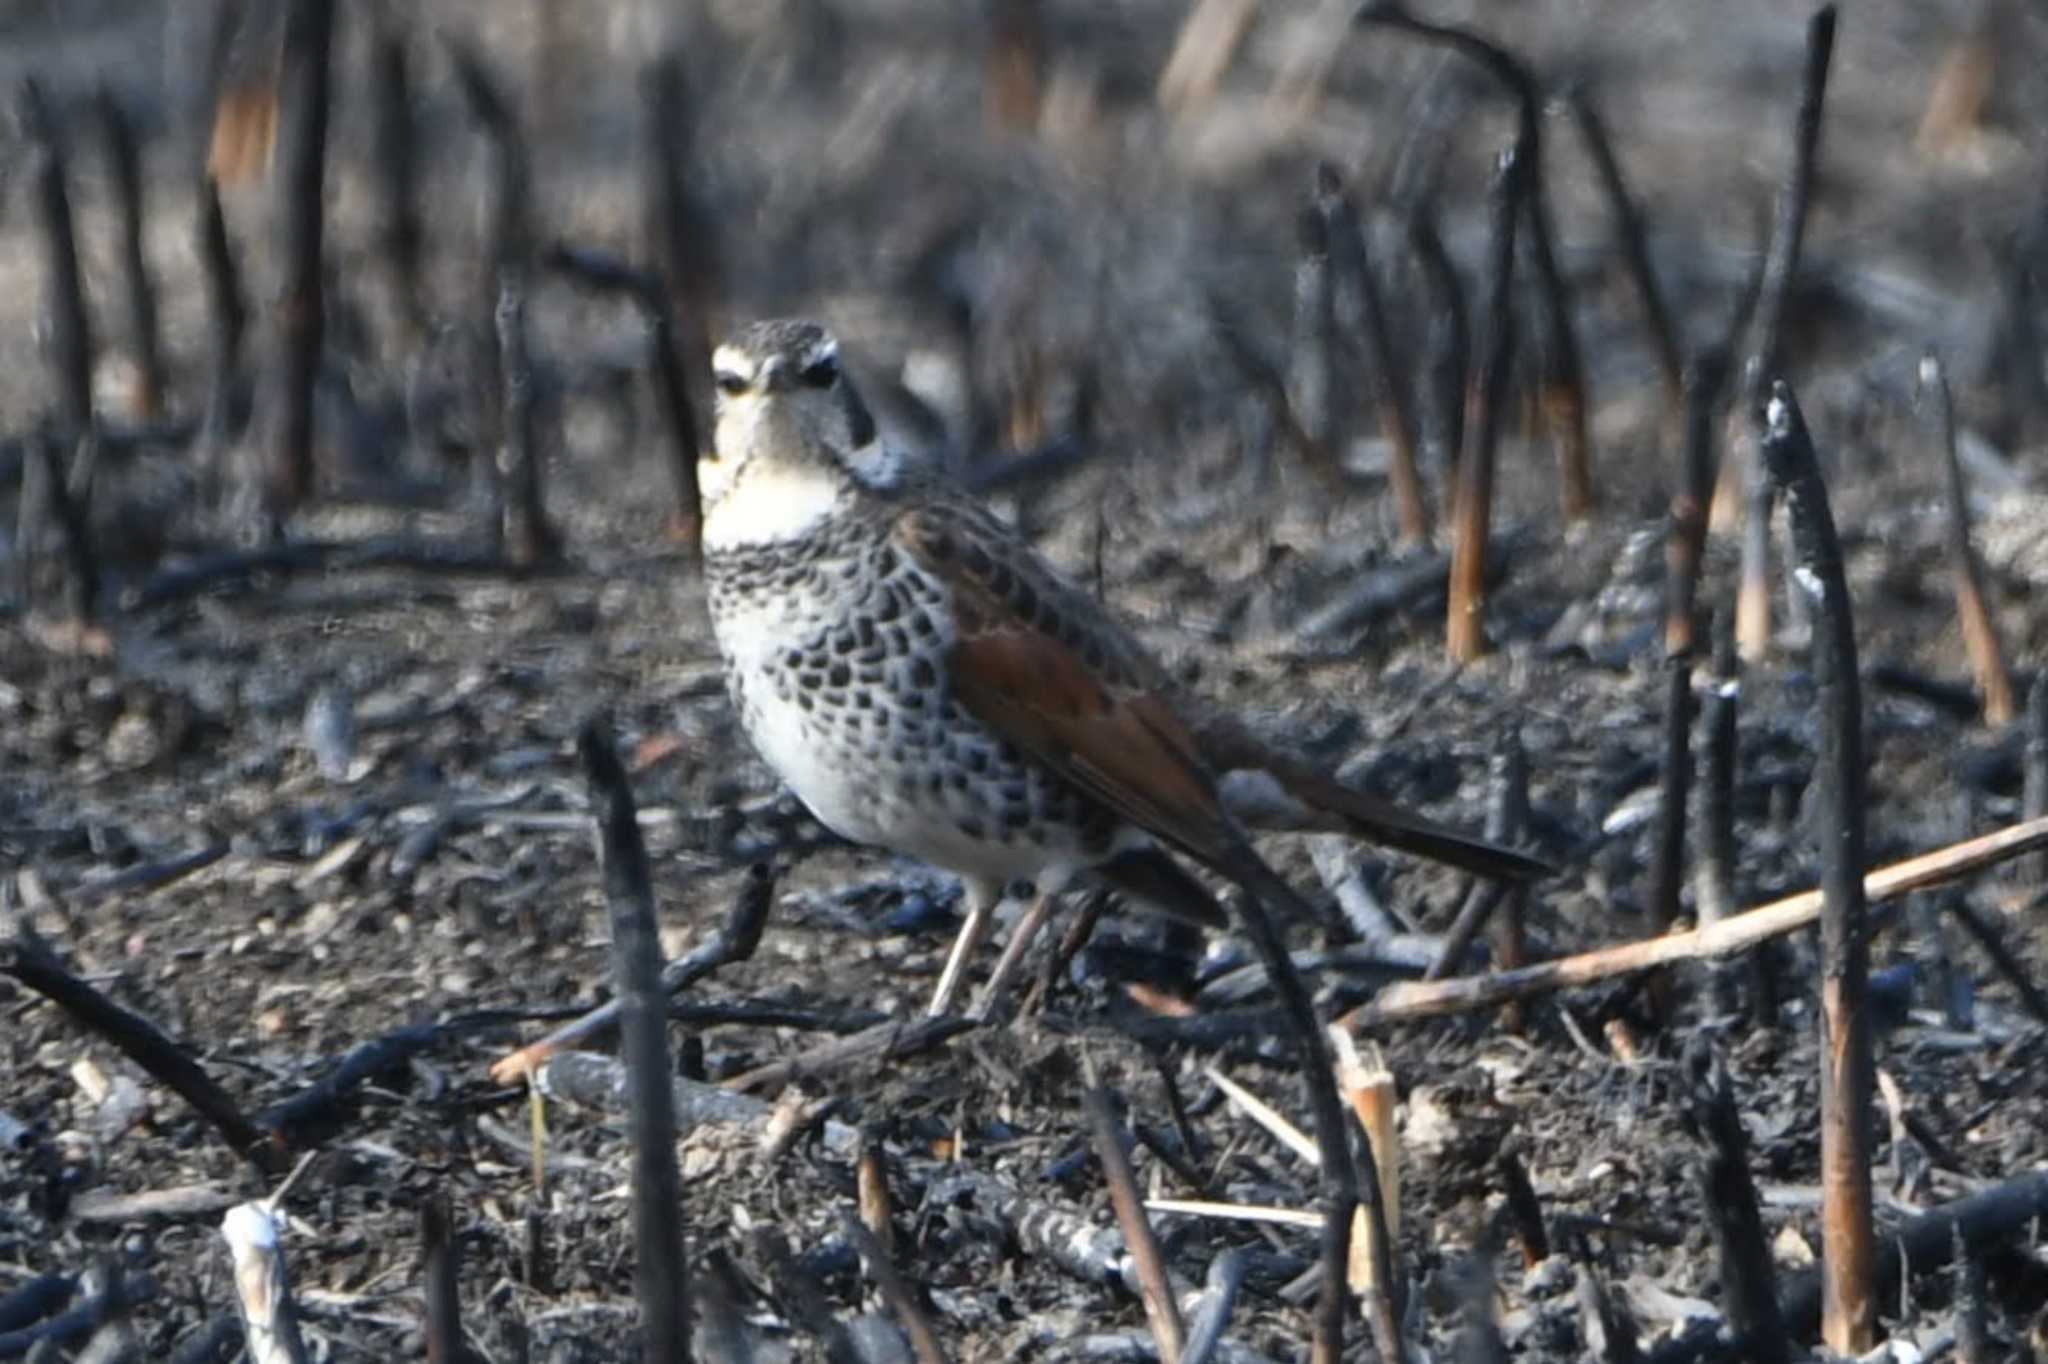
[4,1,2048,1360]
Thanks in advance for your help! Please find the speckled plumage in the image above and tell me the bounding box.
[705,493,1124,885]
[698,319,1544,1013]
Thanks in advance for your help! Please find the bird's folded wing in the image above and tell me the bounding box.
[895,505,1238,866]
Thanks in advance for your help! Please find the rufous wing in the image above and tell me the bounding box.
[894,504,1237,866]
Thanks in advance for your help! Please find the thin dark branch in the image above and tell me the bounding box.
[1755,378,1873,1353]
[264,0,335,516]
[580,718,690,1364]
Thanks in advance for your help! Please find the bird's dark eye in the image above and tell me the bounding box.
[715,372,749,396]
[799,356,838,388]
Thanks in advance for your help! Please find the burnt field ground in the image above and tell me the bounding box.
[4,1,2048,1361]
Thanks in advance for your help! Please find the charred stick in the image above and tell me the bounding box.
[1668,354,1728,655]
[1177,1249,1248,1364]
[1,926,269,1166]
[1921,351,2015,725]
[1447,147,1521,663]
[0,1276,72,1335]
[1950,1222,1988,1364]
[196,179,247,459]
[1778,1170,2048,1342]
[1647,648,1692,937]
[1681,1042,1788,1364]
[164,1315,241,1364]
[94,89,165,420]
[0,1276,154,1362]
[694,1251,757,1364]
[256,1019,461,1143]
[1338,814,2048,1028]
[1360,4,1593,521]
[1452,1254,1509,1364]
[1944,892,2048,1026]
[722,1016,976,1094]
[1755,380,1874,1355]
[1023,885,1111,1016]
[1086,1079,1186,1364]
[32,429,100,621]
[1407,207,1468,480]
[579,719,690,1364]
[420,1195,462,1364]
[20,81,94,436]
[1573,1250,1643,1364]
[1495,1150,1547,1267]
[1566,85,1683,403]
[1319,166,1428,544]
[838,1211,949,1364]
[752,1230,863,1364]
[489,863,773,1084]
[371,14,423,341]
[264,0,334,517]
[2027,674,2048,884]
[1723,7,1837,650]
[534,1051,857,1156]
[449,42,557,563]
[642,52,717,549]
[1288,197,1334,456]
[856,1130,895,1257]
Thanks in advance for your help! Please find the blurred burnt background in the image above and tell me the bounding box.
[6,2,2048,1360]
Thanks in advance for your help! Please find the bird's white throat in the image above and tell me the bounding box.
[701,455,850,551]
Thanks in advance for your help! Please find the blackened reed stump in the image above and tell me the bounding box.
[20,81,94,437]
[578,719,690,1364]
[1755,380,1873,1355]
[2027,673,2048,883]
[1360,3,1593,521]
[1682,1042,1789,1364]
[420,1195,462,1364]
[95,88,166,420]
[197,179,247,459]
[1086,1080,1184,1364]
[1726,7,1836,656]
[1447,147,1521,663]
[1407,207,1468,479]
[371,14,423,341]
[1567,84,1683,405]
[1694,610,1746,1012]
[266,0,334,517]
[1669,353,1728,656]
[452,43,558,565]
[1289,197,1334,455]
[1921,351,2016,725]
[643,52,717,547]
[1318,165,1428,543]
[33,431,99,622]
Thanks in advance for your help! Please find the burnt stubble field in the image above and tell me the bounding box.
[4,2,2048,1361]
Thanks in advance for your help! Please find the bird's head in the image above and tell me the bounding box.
[700,319,890,551]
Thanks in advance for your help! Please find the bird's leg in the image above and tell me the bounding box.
[928,876,1004,1017]
[971,890,1058,1023]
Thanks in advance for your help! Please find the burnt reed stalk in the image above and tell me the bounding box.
[20,80,94,439]
[1726,6,1837,658]
[266,0,334,518]
[1682,1041,1789,1364]
[196,179,247,460]
[452,43,558,565]
[2026,673,2048,884]
[643,51,719,546]
[1317,165,1428,543]
[1921,350,2016,725]
[95,88,165,419]
[1447,146,1522,663]
[1567,84,1683,404]
[1289,198,1335,453]
[1360,3,1594,521]
[578,720,691,1364]
[371,15,423,342]
[420,1195,462,1364]
[1755,379,1874,1355]
[1407,206,1469,480]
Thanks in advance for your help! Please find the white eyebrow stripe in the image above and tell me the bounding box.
[710,345,755,378]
